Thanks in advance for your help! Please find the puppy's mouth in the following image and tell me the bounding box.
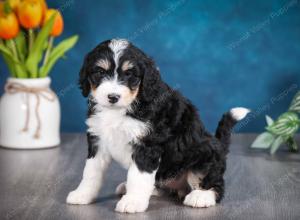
[106,103,124,109]
[99,100,128,110]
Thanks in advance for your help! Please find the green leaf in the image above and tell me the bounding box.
[270,136,284,154]
[266,112,300,137]
[286,137,298,152]
[265,115,274,126]
[25,15,55,78]
[0,43,27,77]
[0,43,19,63]
[289,91,300,113]
[251,132,275,149]
[15,31,27,62]
[39,35,79,77]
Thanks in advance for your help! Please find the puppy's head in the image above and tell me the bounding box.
[79,39,161,109]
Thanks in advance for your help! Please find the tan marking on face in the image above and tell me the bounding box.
[96,59,110,70]
[122,86,139,105]
[122,60,134,71]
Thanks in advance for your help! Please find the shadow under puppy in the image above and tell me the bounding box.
[66,39,250,213]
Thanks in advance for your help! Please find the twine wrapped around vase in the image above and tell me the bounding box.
[4,82,57,139]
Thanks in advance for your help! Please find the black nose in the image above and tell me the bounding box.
[108,93,120,104]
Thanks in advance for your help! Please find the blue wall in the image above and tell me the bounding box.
[1,0,300,132]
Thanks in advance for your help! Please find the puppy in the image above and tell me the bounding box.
[66,39,249,213]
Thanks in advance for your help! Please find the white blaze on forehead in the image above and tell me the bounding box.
[109,39,129,68]
[96,59,110,70]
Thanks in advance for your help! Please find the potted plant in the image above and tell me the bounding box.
[0,0,78,149]
[251,91,300,154]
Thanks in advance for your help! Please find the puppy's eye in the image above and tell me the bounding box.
[91,66,106,75]
[97,68,105,74]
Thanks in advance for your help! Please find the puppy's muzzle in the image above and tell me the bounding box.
[108,93,121,104]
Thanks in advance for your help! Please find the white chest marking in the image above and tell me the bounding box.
[86,108,150,169]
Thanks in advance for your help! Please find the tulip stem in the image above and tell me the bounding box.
[7,39,27,78]
[28,29,34,52]
[7,39,19,61]
[43,36,54,67]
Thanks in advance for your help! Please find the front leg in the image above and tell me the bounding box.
[115,142,161,213]
[66,134,111,205]
[115,162,156,213]
[115,181,164,197]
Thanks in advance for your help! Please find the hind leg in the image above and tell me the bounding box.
[115,182,127,195]
[183,166,224,208]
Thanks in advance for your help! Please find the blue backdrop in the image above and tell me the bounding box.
[1,0,300,132]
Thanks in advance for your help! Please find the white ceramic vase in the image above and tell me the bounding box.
[0,77,60,149]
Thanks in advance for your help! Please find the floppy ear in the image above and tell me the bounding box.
[139,56,161,102]
[78,55,90,97]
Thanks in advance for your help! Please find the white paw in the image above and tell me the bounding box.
[183,190,216,208]
[115,195,149,213]
[115,182,126,195]
[66,190,96,205]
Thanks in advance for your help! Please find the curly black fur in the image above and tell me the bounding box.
[79,39,243,203]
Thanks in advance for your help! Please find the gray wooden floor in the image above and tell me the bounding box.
[0,134,299,220]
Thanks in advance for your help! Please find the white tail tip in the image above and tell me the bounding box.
[230,107,250,121]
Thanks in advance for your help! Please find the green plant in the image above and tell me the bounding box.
[251,91,300,154]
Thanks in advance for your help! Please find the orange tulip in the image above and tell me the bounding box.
[17,0,42,29]
[39,0,47,24]
[8,0,20,12]
[43,9,64,37]
[0,3,19,40]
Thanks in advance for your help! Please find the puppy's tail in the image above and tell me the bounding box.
[215,107,250,150]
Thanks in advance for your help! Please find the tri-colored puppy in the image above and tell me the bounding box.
[66,39,249,213]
